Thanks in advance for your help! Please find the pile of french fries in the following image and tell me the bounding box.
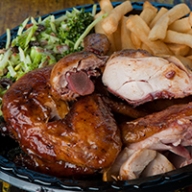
[95,0,192,69]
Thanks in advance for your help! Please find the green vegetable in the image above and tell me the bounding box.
[12,24,38,49]
[0,5,101,81]
[0,4,106,115]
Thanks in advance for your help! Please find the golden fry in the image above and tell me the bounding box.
[141,43,152,54]
[164,30,192,48]
[167,3,190,24]
[149,16,170,41]
[94,11,116,53]
[113,21,122,51]
[167,43,190,56]
[176,55,192,70]
[126,15,172,55]
[130,32,142,49]
[168,17,191,33]
[121,16,135,49]
[102,1,133,35]
[94,11,106,34]
[140,1,158,25]
[149,7,168,28]
[148,3,190,40]
[99,0,113,13]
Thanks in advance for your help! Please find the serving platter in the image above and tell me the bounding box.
[0,2,192,192]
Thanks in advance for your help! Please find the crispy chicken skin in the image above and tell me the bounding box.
[2,65,122,174]
[4,45,192,180]
[103,102,192,181]
[50,51,108,101]
[83,33,111,55]
[121,102,192,162]
[15,152,98,177]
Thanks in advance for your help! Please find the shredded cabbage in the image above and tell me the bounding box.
[0,5,104,97]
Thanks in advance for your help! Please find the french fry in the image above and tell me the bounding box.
[166,3,190,24]
[148,3,190,40]
[121,16,135,49]
[94,11,116,53]
[186,55,192,68]
[94,11,106,34]
[113,21,122,51]
[99,0,113,13]
[141,43,152,54]
[186,29,192,36]
[168,17,192,33]
[140,1,158,25]
[149,7,168,28]
[186,47,192,56]
[106,34,116,53]
[187,55,192,59]
[188,12,192,26]
[175,55,192,70]
[130,32,142,49]
[96,0,192,62]
[164,30,192,48]
[149,16,170,41]
[167,43,190,56]
[102,0,133,35]
[126,15,172,55]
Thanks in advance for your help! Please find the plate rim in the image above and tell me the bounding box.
[0,1,192,192]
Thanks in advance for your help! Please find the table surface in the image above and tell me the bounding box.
[0,0,192,36]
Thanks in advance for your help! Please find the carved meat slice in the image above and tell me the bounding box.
[103,147,175,181]
[141,152,175,177]
[121,102,192,168]
[102,49,192,106]
[119,149,157,180]
[103,147,134,181]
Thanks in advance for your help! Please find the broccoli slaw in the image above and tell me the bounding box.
[0,5,107,115]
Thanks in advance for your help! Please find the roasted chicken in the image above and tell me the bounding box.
[2,53,122,176]
[50,51,108,101]
[102,49,192,106]
[2,44,192,180]
[103,101,192,181]
[83,33,111,56]
[121,102,192,156]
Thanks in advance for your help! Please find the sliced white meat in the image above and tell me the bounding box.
[102,49,192,106]
[141,152,175,177]
[103,147,134,181]
[121,102,192,167]
[119,149,157,180]
[103,148,175,181]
